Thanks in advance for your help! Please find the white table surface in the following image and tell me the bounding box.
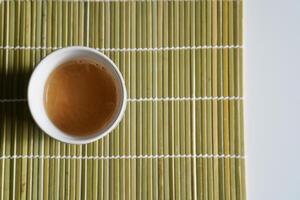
[245,0,300,199]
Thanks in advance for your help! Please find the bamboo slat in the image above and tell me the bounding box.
[0,1,244,199]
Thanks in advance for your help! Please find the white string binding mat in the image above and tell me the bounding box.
[127,96,244,102]
[0,45,242,52]
[0,154,245,160]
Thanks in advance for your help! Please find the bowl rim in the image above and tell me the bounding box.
[27,46,127,144]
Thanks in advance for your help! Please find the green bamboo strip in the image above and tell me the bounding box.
[16,32,23,200]
[85,1,89,47]
[156,1,164,199]
[81,144,87,200]
[20,2,31,199]
[9,16,17,200]
[238,1,243,97]
[32,113,40,200]
[9,2,17,200]
[234,50,241,200]
[98,2,104,49]
[222,1,231,200]
[195,2,202,199]
[238,0,243,46]
[114,8,126,199]
[66,1,72,46]
[240,102,246,200]
[129,2,137,199]
[228,1,238,200]
[3,99,12,200]
[62,1,68,48]
[2,1,8,100]
[14,4,22,199]
[237,3,244,196]
[217,0,223,47]
[12,78,19,200]
[27,1,36,199]
[233,0,238,46]
[239,56,244,159]
[114,2,121,200]
[0,103,3,200]
[98,120,104,200]
[108,2,115,199]
[173,2,180,199]
[135,2,142,199]
[87,141,94,200]
[79,0,85,44]
[240,3,244,98]
[162,1,170,199]
[25,103,32,200]
[7,0,13,52]
[120,3,130,199]
[147,2,153,198]
[168,1,175,199]
[178,2,186,199]
[119,3,126,194]
[2,1,11,197]
[141,2,148,200]
[217,2,225,199]
[200,1,208,199]
[235,99,242,200]
[235,100,244,199]
[124,2,131,199]
[0,2,3,48]
[70,1,76,46]
[12,102,17,200]
[0,4,4,200]
[229,0,235,140]
[212,1,220,200]
[32,120,40,200]
[151,2,158,199]
[234,2,242,194]
[189,1,197,199]
[206,1,215,200]
[146,2,153,200]
[2,101,11,200]
[89,2,94,48]
[184,1,193,200]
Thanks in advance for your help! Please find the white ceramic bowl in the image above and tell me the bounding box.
[28,46,127,144]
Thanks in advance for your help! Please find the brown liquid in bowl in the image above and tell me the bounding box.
[44,59,119,136]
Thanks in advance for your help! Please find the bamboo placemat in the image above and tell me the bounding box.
[0,0,245,199]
